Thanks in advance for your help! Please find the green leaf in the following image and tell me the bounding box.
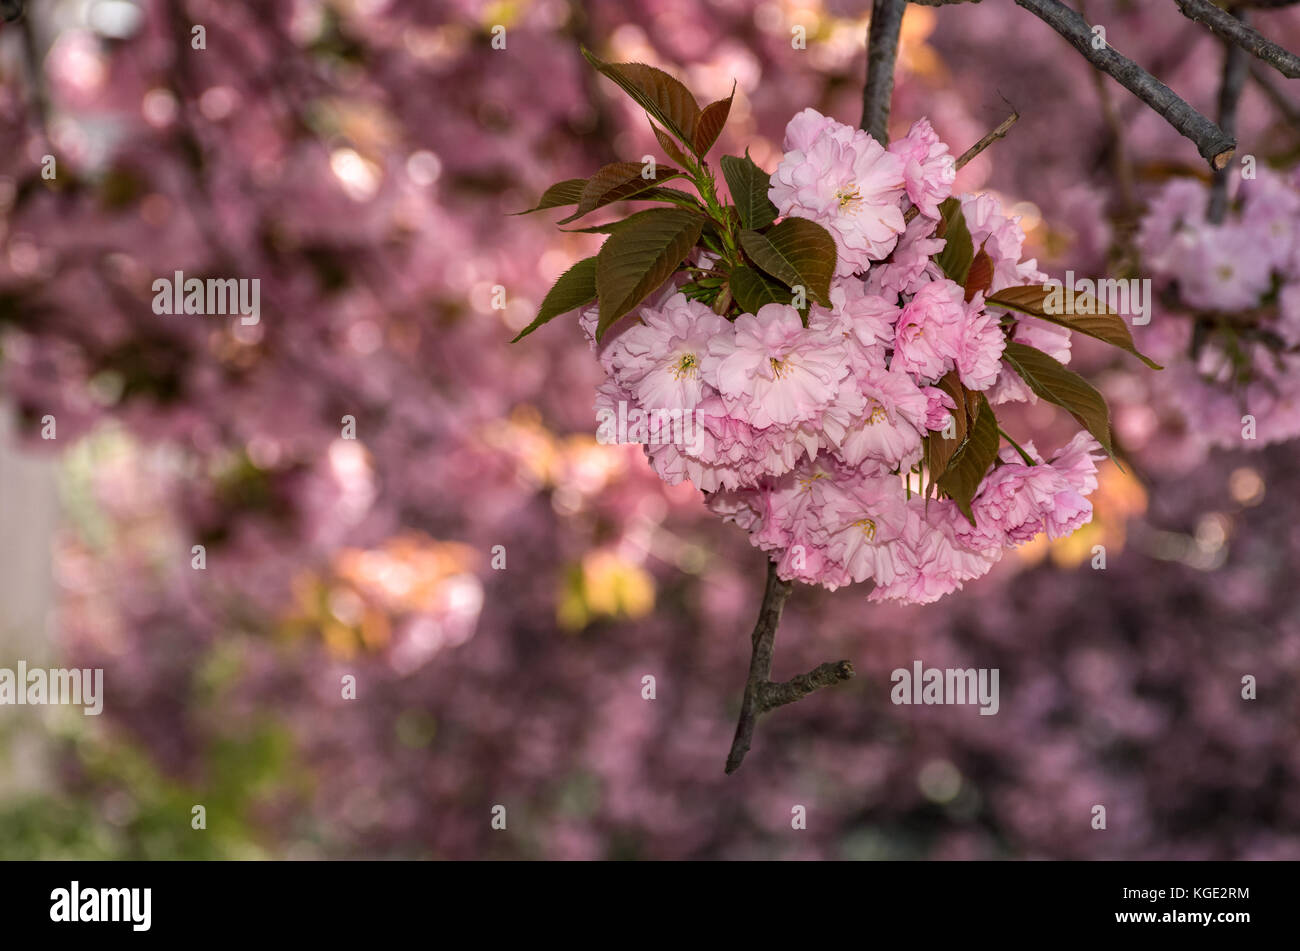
[729,265,790,315]
[923,371,971,487]
[964,246,994,302]
[1001,341,1115,456]
[561,220,640,235]
[636,186,703,208]
[693,82,734,156]
[937,392,1000,523]
[511,257,598,342]
[595,207,705,340]
[720,153,778,230]
[558,162,684,224]
[510,178,587,215]
[739,217,835,307]
[934,197,974,285]
[581,47,700,147]
[651,123,690,167]
[985,283,1164,370]
[558,190,700,234]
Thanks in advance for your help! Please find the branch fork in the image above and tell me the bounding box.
[724,560,855,774]
[724,0,1300,775]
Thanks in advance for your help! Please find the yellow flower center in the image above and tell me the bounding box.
[770,356,789,379]
[836,184,863,212]
[797,471,827,490]
[865,401,888,425]
[672,352,699,380]
[1216,264,1235,281]
[852,517,877,541]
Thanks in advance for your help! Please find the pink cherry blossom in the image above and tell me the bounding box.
[865,214,947,298]
[922,385,958,432]
[1137,178,1208,274]
[958,434,1103,552]
[575,112,1104,605]
[962,192,1045,292]
[818,471,911,586]
[1129,169,1300,453]
[837,362,928,472]
[954,292,1006,391]
[607,293,728,411]
[1173,223,1273,312]
[869,499,998,605]
[892,278,966,383]
[888,118,956,220]
[769,108,908,277]
[707,302,847,428]
[826,278,900,353]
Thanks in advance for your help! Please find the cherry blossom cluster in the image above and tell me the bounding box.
[1135,167,1300,450]
[585,110,1103,604]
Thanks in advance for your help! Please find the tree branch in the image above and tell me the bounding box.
[1174,0,1300,78]
[758,660,856,712]
[1209,9,1251,223]
[862,0,907,143]
[1015,0,1236,169]
[1227,1,1300,9]
[724,560,853,774]
[725,561,792,774]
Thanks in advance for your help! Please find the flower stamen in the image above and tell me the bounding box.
[836,184,863,213]
[672,352,700,380]
[798,471,827,490]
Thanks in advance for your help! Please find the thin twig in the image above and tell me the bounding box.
[759,661,856,711]
[724,560,853,774]
[1078,0,1137,220]
[1248,61,1300,126]
[17,5,49,137]
[861,0,907,144]
[903,110,1019,223]
[1174,0,1300,78]
[1209,9,1252,223]
[1016,0,1236,169]
[955,109,1021,171]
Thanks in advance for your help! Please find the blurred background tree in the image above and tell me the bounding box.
[0,0,1298,859]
